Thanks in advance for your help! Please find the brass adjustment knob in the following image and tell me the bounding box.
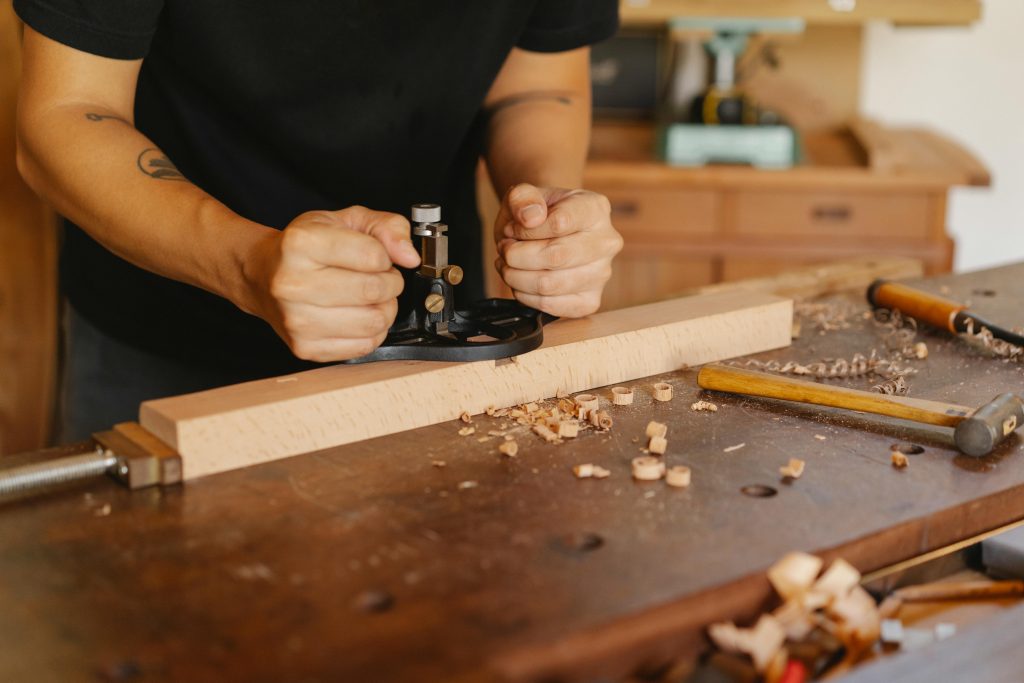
[424,293,445,313]
[443,265,464,286]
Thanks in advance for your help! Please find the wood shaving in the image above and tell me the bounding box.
[814,434,827,441]
[593,410,613,430]
[963,318,1024,362]
[431,460,446,468]
[648,435,667,455]
[690,400,718,412]
[913,341,929,359]
[460,411,472,423]
[458,426,475,437]
[532,424,559,443]
[591,465,611,479]
[476,436,491,443]
[631,456,665,481]
[498,441,518,457]
[487,430,506,437]
[891,451,909,468]
[723,443,746,453]
[652,382,673,402]
[611,386,634,405]
[573,463,595,478]
[557,421,579,438]
[871,375,909,396]
[779,458,805,479]
[665,465,691,488]
[457,480,478,490]
[645,421,667,439]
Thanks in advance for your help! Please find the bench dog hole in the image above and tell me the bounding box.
[560,531,604,553]
[740,484,778,498]
[891,443,925,455]
[353,589,395,614]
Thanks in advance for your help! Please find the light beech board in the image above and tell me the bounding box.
[140,291,792,479]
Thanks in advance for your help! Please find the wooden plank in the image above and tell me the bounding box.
[140,291,792,479]
[0,4,58,455]
[620,0,982,27]
[686,255,924,301]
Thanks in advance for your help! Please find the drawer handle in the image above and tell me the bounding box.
[610,200,639,217]
[812,205,852,221]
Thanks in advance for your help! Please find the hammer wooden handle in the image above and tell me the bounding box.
[697,364,971,428]
[893,580,1024,602]
[867,279,967,333]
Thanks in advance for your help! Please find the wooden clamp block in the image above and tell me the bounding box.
[140,291,792,480]
[92,422,182,489]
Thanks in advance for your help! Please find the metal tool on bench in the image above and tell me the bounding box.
[697,363,1024,457]
[868,279,1024,347]
[346,203,555,363]
[0,422,182,501]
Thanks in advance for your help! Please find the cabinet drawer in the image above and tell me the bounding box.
[594,188,719,237]
[734,191,931,239]
[602,254,714,311]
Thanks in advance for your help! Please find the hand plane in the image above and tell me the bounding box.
[347,204,555,363]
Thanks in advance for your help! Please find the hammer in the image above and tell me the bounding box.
[697,364,1024,456]
[867,279,1024,347]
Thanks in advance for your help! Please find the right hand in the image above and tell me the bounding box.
[248,206,421,362]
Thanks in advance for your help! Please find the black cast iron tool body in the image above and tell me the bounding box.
[346,204,555,364]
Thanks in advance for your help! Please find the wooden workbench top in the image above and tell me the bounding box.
[2,265,1023,682]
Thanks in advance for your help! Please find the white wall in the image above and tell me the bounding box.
[861,0,1024,272]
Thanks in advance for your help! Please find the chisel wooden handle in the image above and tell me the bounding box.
[697,363,971,428]
[867,279,967,333]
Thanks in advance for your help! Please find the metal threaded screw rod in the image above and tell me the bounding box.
[0,451,119,498]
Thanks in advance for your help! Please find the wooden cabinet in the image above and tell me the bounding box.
[582,120,984,309]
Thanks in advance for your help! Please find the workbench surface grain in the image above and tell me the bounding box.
[2,265,1023,683]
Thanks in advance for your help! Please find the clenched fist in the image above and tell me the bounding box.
[494,183,623,318]
[248,207,420,362]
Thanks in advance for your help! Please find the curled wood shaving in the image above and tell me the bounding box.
[891,451,909,468]
[690,400,718,412]
[871,375,909,396]
[457,426,475,437]
[740,350,914,381]
[498,441,518,457]
[460,411,472,423]
[962,318,1024,362]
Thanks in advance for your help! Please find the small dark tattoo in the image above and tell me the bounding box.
[85,112,129,124]
[136,147,186,181]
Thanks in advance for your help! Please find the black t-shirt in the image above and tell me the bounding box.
[15,0,618,379]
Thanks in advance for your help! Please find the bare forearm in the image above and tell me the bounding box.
[15,104,274,315]
[483,89,591,194]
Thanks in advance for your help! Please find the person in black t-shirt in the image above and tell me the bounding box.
[14,1,623,440]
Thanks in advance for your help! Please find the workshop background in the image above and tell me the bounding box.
[1,0,1021,456]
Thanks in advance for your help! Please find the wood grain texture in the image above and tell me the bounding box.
[0,3,58,455]
[697,363,971,428]
[140,291,793,479]
[2,264,1024,683]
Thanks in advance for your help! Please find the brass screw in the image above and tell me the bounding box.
[424,293,445,313]
[443,265,464,286]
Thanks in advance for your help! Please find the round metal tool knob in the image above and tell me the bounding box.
[443,265,464,286]
[424,293,446,313]
[411,204,441,223]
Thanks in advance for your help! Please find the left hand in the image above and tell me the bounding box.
[494,183,623,317]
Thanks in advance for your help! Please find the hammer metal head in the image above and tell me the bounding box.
[954,394,1024,457]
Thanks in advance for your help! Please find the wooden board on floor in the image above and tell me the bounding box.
[140,291,793,479]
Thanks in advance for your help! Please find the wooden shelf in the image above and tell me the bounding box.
[621,0,982,27]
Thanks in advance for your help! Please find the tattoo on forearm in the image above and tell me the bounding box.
[485,90,576,118]
[85,112,129,124]
[137,148,186,181]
